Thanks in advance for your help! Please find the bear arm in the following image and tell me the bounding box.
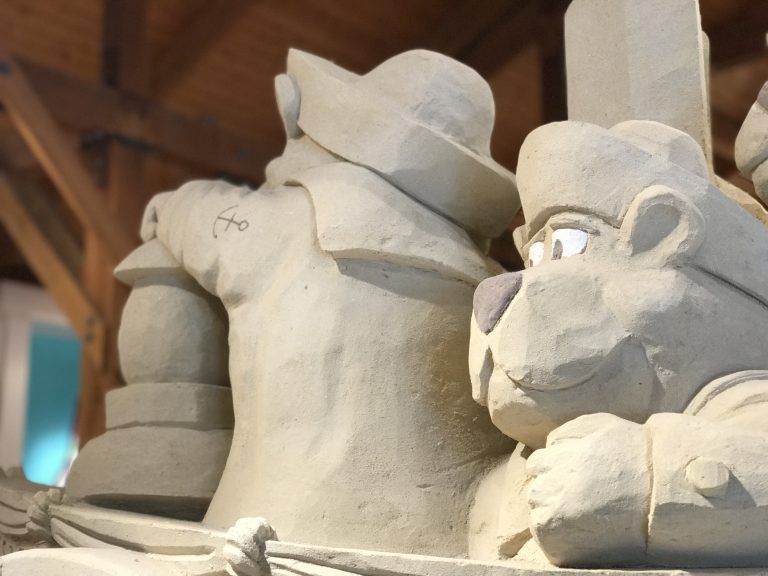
[645,411,768,567]
[684,372,768,432]
[151,180,255,300]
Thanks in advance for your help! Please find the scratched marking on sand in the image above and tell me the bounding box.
[212,205,249,239]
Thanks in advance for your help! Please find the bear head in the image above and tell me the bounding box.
[470,120,768,448]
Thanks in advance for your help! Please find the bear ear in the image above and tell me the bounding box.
[619,185,705,265]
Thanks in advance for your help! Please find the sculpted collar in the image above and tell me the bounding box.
[288,163,499,285]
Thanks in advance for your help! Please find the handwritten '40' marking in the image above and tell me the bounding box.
[212,205,250,239]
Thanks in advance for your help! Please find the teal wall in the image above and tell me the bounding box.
[22,323,81,485]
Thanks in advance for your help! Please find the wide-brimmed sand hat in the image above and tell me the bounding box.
[286,49,519,238]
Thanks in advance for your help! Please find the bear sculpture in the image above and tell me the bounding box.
[469,119,768,568]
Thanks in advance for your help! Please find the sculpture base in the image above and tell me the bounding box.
[1,483,765,576]
[5,541,768,576]
[4,511,768,576]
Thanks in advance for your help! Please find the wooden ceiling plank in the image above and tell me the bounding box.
[103,0,150,94]
[100,0,151,228]
[539,0,569,123]
[456,0,542,79]
[419,0,513,57]
[708,4,768,69]
[9,174,83,275]
[151,0,250,95]
[0,171,105,369]
[0,47,136,263]
[20,58,271,183]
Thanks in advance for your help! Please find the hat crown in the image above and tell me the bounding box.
[361,50,495,155]
[517,120,711,232]
[284,48,519,237]
[611,120,708,179]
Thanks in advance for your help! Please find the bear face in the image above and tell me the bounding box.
[468,120,768,450]
[471,209,665,447]
[469,200,768,449]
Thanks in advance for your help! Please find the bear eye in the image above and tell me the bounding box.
[551,228,588,260]
[528,241,544,267]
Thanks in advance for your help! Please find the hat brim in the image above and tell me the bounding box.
[287,49,519,238]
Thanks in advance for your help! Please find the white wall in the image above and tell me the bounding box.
[0,281,69,472]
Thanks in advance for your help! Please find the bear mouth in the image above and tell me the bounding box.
[497,345,621,392]
[501,368,595,392]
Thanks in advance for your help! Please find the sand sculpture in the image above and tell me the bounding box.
[0,48,519,574]
[62,50,518,549]
[468,119,768,568]
[3,0,768,574]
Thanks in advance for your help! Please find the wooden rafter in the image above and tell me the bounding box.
[422,0,573,85]
[0,47,136,263]
[103,0,150,95]
[454,0,543,79]
[11,178,82,276]
[423,0,515,57]
[20,58,270,184]
[0,172,105,369]
[538,0,569,123]
[151,0,250,95]
[711,109,741,159]
[420,0,569,90]
[708,3,768,69]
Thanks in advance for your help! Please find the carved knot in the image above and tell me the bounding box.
[25,488,63,545]
[224,517,278,576]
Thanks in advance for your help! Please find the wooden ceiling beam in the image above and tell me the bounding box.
[0,171,104,369]
[708,4,768,69]
[538,0,569,123]
[19,58,270,183]
[0,47,136,263]
[10,175,83,275]
[0,122,42,172]
[103,0,150,95]
[151,0,249,96]
[423,0,572,83]
[454,0,547,79]
[422,0,516,57]
[711,108,743,160]
[99,0,151,227]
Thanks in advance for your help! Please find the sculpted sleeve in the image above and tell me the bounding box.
[645,375,768,566]
[144,180,253,298]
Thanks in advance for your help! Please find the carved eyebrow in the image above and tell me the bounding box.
[545,213,604,234]
[520,212,601,257]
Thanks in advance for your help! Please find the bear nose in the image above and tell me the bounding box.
[473,272,522,334]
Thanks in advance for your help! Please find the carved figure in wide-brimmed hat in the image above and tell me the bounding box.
[61,48,517,559]
[469,118,768,568]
